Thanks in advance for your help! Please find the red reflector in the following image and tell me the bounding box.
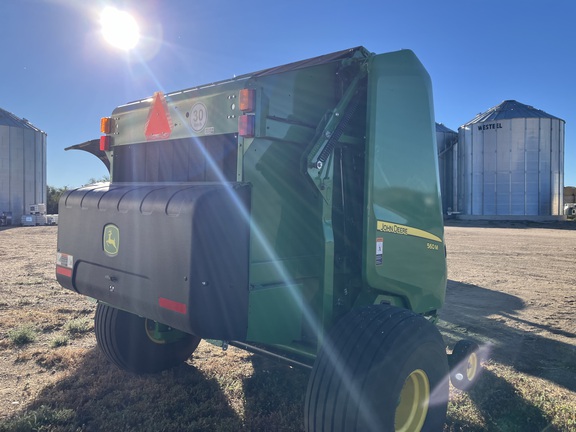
[159,297,187,314]
[56,266,72,277]
[100,135,111,151]
[145,91,172,140]
[238,115,255,138]
[239,89,256,112]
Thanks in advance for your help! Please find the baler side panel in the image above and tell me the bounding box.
[364,50,447,313]
[243,63,346,345]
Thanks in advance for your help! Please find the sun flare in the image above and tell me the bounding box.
[100,6,140,51]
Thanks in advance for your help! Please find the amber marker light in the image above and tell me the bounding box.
[101,117,112,134]
[239,89,255,112]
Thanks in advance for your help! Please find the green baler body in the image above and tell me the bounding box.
[57,47,446,360]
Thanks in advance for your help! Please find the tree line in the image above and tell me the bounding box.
[46,176,109,214]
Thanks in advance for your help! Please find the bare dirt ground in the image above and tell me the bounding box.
[440,221,576,390]
[0,223,575,430]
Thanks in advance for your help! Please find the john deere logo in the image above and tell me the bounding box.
[103,224,120,256]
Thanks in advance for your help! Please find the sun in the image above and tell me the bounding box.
[100,6,140,51]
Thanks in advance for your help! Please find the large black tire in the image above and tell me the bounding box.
[94,303,201,374]
[305,305,449,432]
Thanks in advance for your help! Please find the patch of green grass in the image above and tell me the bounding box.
[7,325,37,346]
[63,317,91,336]
[50,335,69,348]
[0,405,75,432]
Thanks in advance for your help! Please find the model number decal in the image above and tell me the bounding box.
[427,242,439,251]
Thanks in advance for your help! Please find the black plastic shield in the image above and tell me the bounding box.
[56,183,251,341]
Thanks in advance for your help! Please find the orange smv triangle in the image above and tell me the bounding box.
[144,91,172,140]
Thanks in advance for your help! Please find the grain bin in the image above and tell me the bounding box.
[458,100,564,216]
[436,123,458,214]
[0,108,47,222]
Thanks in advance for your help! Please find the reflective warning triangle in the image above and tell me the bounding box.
[145,92,172,140]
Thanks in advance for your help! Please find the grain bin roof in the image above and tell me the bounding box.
[462,100,564,126]
[0,107,45,133]
[436,123,457,134]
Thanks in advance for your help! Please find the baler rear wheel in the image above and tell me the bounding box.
[304,305,449,431]
[94,303,200,374]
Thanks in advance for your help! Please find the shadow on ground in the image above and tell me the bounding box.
[439,280,576,392]
[1,348,243,432]
[444,366,559,432]
[0,345,310,432]
[242,355,308,432]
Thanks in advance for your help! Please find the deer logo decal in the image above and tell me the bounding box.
[103,224,120,256]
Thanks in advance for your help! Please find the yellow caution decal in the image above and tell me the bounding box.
[377,221,442,243]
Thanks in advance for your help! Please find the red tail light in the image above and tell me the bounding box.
[238,115,255,138]
[100,135,111,151]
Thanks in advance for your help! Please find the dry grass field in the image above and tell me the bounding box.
[0,223,575,431]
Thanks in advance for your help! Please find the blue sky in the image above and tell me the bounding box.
[2,0,575,187]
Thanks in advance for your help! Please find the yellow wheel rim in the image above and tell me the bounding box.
[466,352,478,381]
[395,369,430,432]
[144,319,167,345]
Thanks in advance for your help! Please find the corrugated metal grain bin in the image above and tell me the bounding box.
[457,100,564,216]
[0,108,47,222]
[436,123,458,214]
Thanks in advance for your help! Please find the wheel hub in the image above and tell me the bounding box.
[467,352,478,380]
[395,369,430,432]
